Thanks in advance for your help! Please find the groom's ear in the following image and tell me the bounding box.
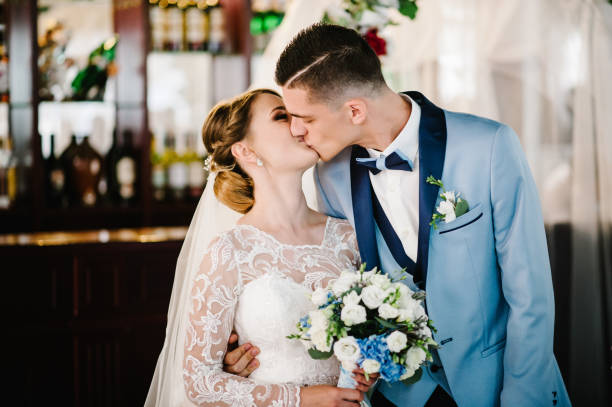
[345,98,367,125]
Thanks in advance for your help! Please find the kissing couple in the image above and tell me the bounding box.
[145,24,570,407]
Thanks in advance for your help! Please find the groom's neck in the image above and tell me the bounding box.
[356,89,412,152]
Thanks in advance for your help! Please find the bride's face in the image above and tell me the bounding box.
[246,93,319,172]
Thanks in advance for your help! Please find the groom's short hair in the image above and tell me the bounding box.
[275,23,386,104]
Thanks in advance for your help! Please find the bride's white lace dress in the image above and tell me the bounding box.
[183,217,361,406]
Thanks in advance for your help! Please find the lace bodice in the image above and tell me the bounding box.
[183,217,361,406]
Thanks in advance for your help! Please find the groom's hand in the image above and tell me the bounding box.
[352,368,379,393]
[223,332,260,377]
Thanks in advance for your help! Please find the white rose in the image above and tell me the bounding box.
[331,271,359,297]
[405,347,427,371]
[311,329,331,352]
[361,359,381,374]
[378,303,399,320]
[309,310,329,331]
[378,0,399,8]
[359,8,388,28]
[437,200,456,223]
[361,285,387,309]
[400,367,417,380]
[397,299,426,323]
[343,291,362,306]
[333,336,361,368]
[386,331,408,353]
[361,269,377,282]
[311,287,329,307]
[395,284,414,306]
[441,191,456,204]
[370,273,391,290]
[418,325,432,338]
[341,304,367,326]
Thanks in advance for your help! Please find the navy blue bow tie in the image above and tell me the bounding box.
[355,151,413,175]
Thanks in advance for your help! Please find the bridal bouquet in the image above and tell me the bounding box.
[288,264,438,389]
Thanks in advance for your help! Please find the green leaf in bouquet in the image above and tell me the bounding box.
[454,198,469,217]
[375,316,401,330]
[401,367,423,385]
[308,348,334,360]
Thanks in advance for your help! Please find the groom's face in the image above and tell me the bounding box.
[282,86,356,162]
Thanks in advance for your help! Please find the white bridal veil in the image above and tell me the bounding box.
[144,173,241,407]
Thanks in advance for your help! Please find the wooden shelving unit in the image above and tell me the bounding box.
[0,0,253,234]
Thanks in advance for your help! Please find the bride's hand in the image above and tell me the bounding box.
[222,332,260,377]
[352,368,379,393]
[300,385,364,407]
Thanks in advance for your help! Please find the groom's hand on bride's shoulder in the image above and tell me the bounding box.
[223,332,260,377]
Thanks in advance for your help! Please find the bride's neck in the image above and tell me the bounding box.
[241,171,313,231]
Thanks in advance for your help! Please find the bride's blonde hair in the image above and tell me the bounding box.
[202,89,280,214]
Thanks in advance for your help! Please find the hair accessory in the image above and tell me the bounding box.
[204,155,214,172]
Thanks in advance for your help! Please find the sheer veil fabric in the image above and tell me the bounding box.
[145,173,242,407]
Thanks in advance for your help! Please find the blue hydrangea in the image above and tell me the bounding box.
[357,334,407,382]
[299,315,311,329]
[318,291,342,309]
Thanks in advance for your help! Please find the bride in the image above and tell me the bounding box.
[145,89,377,406]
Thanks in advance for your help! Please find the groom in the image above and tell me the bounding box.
[225,23,570,406]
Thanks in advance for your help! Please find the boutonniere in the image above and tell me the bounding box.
[426,176,469,229]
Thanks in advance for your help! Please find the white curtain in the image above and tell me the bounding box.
[256,1,612,405]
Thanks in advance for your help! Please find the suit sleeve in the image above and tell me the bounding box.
[490,125,558,405]
[313,162,345,218]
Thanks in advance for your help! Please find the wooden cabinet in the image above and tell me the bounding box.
[2,239,181,406]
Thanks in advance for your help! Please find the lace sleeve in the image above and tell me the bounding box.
[183,234,301,406]
[334,219,361,269]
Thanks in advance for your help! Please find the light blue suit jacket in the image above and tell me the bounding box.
[314,92,570,406]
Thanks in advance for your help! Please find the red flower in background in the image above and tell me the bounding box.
[364,28,387,56]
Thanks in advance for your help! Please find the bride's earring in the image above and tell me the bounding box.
[256,158,263,167]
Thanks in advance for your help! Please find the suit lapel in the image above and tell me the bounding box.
[350,146,381,270]
[405,91,447,289]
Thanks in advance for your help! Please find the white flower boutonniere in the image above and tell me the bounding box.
[426,176,469,229]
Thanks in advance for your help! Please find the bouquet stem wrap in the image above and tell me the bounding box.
[337,364,358,389]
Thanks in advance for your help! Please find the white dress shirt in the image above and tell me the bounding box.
[366,94,421,261]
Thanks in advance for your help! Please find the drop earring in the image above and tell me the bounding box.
[256,158,263,167]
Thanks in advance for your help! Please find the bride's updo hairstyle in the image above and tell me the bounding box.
[202,88,280,214]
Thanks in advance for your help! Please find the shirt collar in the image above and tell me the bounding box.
[366,94,420,163]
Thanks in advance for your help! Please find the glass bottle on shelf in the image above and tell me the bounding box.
[71,35,118,101]
[62,134,103,207]
[185,131,205,201]
[150,5,166,52]
[107,129,139,205]
[0,136,16,209]
[165,131,188,202]
[185,4,209,51]
[208,2,226,54]
[59,134,79,206]
[0,27,8,103]
[151,133,167,202]
[164,5,184,51]
[45,134,68,208]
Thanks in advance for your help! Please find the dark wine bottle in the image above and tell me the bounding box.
[63,135,103,207]
[59,134,79,206]
[45,134,68,208]
[107,129,139,205]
